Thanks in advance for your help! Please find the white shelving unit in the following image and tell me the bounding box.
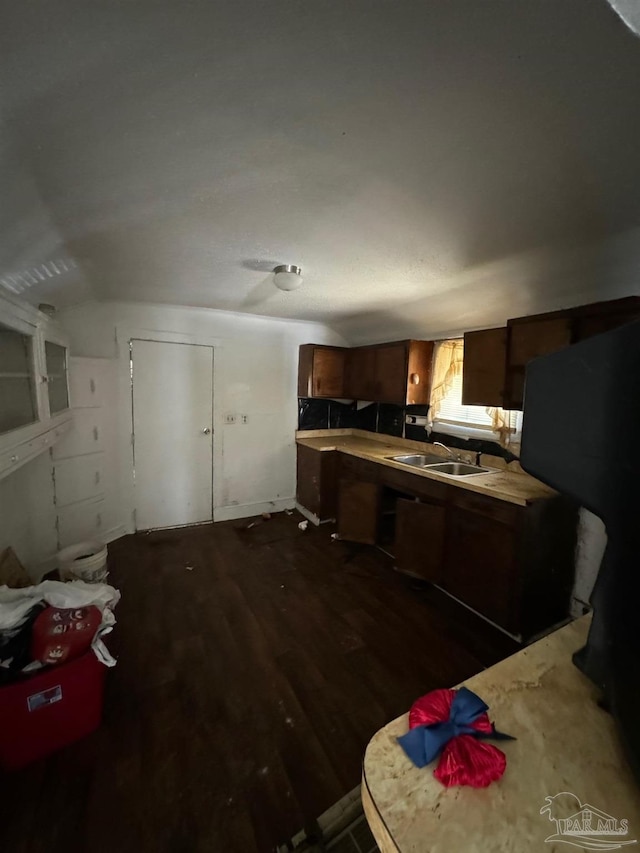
[52,357,113,548]
[0,291,73,480]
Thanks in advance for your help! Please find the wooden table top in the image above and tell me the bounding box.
[362,616,640,852]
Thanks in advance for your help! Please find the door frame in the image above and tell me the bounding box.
[115,325,223,534]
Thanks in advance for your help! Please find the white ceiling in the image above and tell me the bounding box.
[1,1,640,342]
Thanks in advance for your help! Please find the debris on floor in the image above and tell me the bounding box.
[331,533,340,541]
[298,521,309,531]
[246,512,272,530]
[237,512,303,546]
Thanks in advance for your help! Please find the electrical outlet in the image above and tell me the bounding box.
[224,413,236,425]
[241,414,248,424]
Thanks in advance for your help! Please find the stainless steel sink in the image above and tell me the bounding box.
[425,461,490,476]
[388,453,445,468]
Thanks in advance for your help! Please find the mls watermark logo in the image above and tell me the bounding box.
[540,792,637,850]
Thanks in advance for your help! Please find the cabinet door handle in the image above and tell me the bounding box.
[95,471,100,485]
[93,426,99,441]
[90,378,96,394]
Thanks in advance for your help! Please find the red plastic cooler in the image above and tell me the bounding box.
[0,651,106,770]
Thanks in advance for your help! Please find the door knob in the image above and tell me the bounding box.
[203,427,211,434]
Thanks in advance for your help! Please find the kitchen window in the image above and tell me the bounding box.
[428,339,522,445]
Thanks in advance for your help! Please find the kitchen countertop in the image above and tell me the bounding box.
[295,429,555,506]
[361,616,640,852]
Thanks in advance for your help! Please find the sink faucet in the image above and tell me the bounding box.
[433,441,464,462]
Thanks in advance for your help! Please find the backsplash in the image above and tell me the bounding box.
[298,398,357,430]
[298,398,518,462]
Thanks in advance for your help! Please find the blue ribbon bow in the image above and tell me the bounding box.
[397,687,514,768]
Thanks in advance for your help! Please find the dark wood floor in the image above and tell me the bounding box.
[0,512,518,852]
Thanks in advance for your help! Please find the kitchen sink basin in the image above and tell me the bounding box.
[388,453,445,468]
[425,462,490,476]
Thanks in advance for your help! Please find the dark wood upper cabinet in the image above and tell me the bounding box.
[405,340,435,405]
[298,345,347,399]
[503,297,640,410]
[300,339,434,403]
[345,339,434,405]
[572,296,640,342]
[504,317,573,410]
[463,297,640,410]
[462,328,507,407]
[346,346,377,401]
[299,297,640,407]
[374,343,408,403]
[395,498,445,583]
[509,316,573,365]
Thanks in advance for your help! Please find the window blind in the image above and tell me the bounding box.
[433,365,523,438]
[434,370,496,430]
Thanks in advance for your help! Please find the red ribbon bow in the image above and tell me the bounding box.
[407,688,509,788]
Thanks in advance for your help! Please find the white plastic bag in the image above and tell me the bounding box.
[0,580,120,666]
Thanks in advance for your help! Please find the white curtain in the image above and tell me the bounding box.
[429,339,521,448]
[428,340,464,425]
[486,407,521,448]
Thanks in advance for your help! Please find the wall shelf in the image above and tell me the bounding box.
[0,291,73,481]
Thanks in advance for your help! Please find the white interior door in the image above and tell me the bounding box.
[132,339,213,530]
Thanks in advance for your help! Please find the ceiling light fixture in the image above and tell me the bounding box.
[273,264,303,291]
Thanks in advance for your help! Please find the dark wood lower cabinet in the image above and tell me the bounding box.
[443,507,519,633]
[296,445,338,521]
[338,478,381,544]
[395,498,445,583]
[324,453,577,639]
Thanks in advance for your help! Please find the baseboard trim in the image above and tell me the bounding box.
[295,503,336,527]
[103,524,127,544]
[295,503,321,526]
[214,498,296,523]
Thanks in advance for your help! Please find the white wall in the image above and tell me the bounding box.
[57,301,346,530]
[571,508,608,617]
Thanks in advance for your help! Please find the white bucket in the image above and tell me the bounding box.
[57,540,108,583]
